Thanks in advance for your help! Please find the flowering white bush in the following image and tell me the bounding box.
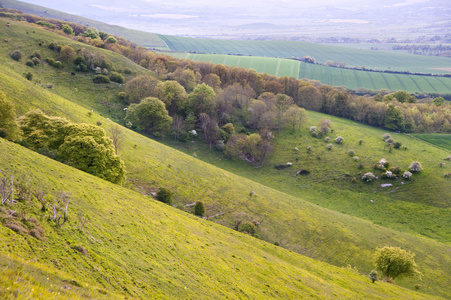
[362,172,376,182]
[383,133,391,140]
[385,171,393,178]
[307,146,312,151]
[403,171,412,179]
[324,136,330,142]
[310,126,316,132]
[286,162,292,166]
[326,143,333,150]
[409,161,423,172]
[379,158,387,165]
[335,136,344,144]
[353,156,359,161]
[191,129,197,136]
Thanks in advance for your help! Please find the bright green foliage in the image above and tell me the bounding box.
[385,105,405,132]
[83,27,100,39]
[157,80,187,114]
[106,36,117,43]
[58,123,126,184]
[238,221,256,235]
[194,200,206,217]
[10,50,22,61]
[383,91,416,103]
[188,83,216,116]
[124,97,172,136]
[108,71,124,83]
[432,97,445,107]
[373,246,420,280]
[369,270,378,283]
[19,109,69,151]
[0,91,19,140]
[61,24,74,35]
[92,75,110,84]
[156,187,173,204]
[19,111,125,184]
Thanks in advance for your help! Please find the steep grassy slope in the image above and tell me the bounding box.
[1,18,451,298]
[1,139,441,299]
[159,35,451,74]
[171,53,451,93]
[2,0,169,50]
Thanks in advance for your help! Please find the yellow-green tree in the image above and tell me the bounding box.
[0,91,20,140]
[124,97,172,136]
[373,246,421,280]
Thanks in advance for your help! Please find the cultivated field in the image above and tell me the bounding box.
[173,53,451,93]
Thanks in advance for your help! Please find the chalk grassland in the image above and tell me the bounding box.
[171,53,451,94]
[1,19,451,298]
[2,139,443,300]
[1,0,169,50]
[159,35,451,74]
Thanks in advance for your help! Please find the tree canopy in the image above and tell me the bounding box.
[0,91,20,140]
[373,246,420,280]
[124,97,172,136]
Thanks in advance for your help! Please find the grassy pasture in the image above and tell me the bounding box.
[2,19,451,298]
[160,35,451,74]
[173,53,451,93]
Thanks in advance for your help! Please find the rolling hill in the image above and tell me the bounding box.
[1,17,451,299]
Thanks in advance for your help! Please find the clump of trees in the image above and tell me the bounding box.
[19,110,126,184]
[0,91,20,140]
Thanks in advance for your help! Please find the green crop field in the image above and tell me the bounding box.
[2,17,451,299]
[412,134,451,151]
[172,53,451,93]
[159,35,451,74]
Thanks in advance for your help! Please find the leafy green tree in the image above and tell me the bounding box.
[275,93,294,132]
[156,188,173,204]
[124,97,172,136]
[188,83,216,117]
[284,105,308,132]
[19,109,69,150]
[194,200,206,217]
[384,105,404,132]
[0,91,19,140]
[124,75,159,104]
[157,80,187,115]
[238,221,256,235]
[61,24,74,35]
[373,246,420,280]
[83,27,100,39]
[432,97,445,106]
[383,91,416,103]
[58,124,126,184]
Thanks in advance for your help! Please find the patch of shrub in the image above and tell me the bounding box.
[445,155,451,161]
[403,171,412,179]
[72,245,88,255]
[274,164,290,170]
[5,222,28,234]
[156,187,173,204]
[348,150,355,156]
[24,72,33,81]
[393,142,402,149]
[383,133,391,140]
[353,156,359,161]
[388,166,402,175]
[10,50,22,61]
[335,136,344,144]
[109,71,125,83]
[324,136,330,142]
[326,143,333,150]
[29,226,45,239]
[92,75,110,84]
[362,172,376,182]
[409,161,422,172]
[194,200,206,217]
[238,221,256,235]
[381,171,394,179]
[31,57,40,65]
[25,60,34,67]
[123,67,132,74]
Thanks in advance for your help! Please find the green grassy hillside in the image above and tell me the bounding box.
[172,53,451,93]
[1,0,169,50]
[159,35,451,74]
[1,139,441,299]
[1,18,451,298]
